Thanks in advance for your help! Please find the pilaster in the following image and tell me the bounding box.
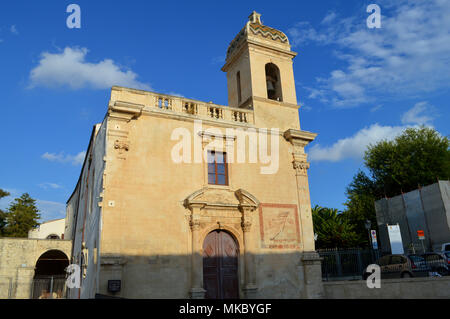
[188,204,206,299]
[239,204,258,298]
[284,129,317,252]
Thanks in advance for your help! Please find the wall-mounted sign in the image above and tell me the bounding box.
[417,230,425,240]
[107,280,121,293]
[387,224,404,254]
[371,230,378,249]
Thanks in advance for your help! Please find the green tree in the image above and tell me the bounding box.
[365,126,450,196]
[0,189,10,236]
[4,193,40,238]
[311,205,363,249]
[342,170,378,247]
[344,126,450,246]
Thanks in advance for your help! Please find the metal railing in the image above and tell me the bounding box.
[31,276,67,299]
[318,248,381,281]
[0,276,13,299]
[318,248,450,281]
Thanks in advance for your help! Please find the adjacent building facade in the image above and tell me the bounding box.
[28,218,66,240]
[65,12,323,299]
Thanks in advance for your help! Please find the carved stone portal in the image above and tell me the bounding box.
[183,187,259,299]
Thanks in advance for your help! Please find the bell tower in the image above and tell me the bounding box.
[222,12,301,130]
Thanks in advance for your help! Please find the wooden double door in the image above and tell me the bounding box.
[203,230,239,299]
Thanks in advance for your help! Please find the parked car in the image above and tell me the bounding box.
[363,254,429,279]
[443,251,450,262]
[420,252,449,276]
[443,251,450,267]
[441,243,450,252]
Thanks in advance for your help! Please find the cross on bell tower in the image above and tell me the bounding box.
[248,11,262,24]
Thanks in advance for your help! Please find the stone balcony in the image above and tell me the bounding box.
[109,86,255,126]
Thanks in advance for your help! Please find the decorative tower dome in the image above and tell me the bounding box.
[221,11,299,131]
[225,11,291,62]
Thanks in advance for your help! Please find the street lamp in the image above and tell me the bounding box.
[365,220,372,248]
[364,219,376,261]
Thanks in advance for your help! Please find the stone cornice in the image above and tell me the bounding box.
[108,101,144,121]
[283,129,317,146]
[222,40,296,72]
[252,96,300,109]
[247,39,296,58]
[197,131,237,141]
[183,187,259,212]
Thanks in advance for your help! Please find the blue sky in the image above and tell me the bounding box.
[0,0,449,221]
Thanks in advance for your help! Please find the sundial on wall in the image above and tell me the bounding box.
[259,204,301,249]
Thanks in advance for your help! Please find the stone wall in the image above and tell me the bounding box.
[0,238,72,299]
[324,277,450,299]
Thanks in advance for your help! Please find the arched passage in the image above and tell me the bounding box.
[33,250,69,299]
[34,250,69,278]
[203,230,239,299]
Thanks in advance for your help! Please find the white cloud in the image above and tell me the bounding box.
[321,12,337,25]
[370,105,383,112]
[309,123,407,162]
[308,101,436,162]
[42,151,86,166]
[29,47,151,90]
[288,22,333,47]
[289,0,450,107]
[401,101,436,125]
[38,182,63,190]
[10,25,18,35]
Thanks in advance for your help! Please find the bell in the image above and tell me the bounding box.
[266,80,275,91]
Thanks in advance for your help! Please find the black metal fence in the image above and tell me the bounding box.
[318,248,381,281]
[31,276,67,299]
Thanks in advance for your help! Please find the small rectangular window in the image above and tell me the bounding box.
[207,151,228,186]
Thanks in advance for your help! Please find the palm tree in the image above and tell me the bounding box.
[311,205,363,249]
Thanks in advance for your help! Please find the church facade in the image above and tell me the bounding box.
[65,12,323,299]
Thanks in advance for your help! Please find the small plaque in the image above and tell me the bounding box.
[107,280,121,293]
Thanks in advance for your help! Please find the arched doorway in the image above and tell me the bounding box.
[33,250,69,299]
[203,230,239,299]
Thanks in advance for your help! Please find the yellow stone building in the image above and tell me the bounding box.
[66,12,323,299]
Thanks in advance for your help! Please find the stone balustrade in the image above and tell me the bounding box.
[111,87,255,125]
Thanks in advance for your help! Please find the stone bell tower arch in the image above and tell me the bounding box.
[222,11,300,131]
